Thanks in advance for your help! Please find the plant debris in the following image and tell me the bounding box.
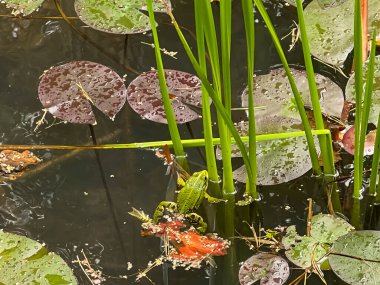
[0,150,41,179]
[141,214,229,268]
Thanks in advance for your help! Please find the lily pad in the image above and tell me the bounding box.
[38,61,127,125]
[346,55,380,126]
[230,119,320,185]
[74,0,170,34]
[239,253,289,285]
[282,214,353,268]
[235,68,343,185]
[127,70,205,124]
[304,0,380,66]
[329,231,380,285]
[241,68,344,127]
[0,230,77,284]
[1,0,45,16]
[341,126,376,155]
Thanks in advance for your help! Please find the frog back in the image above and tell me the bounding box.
[177,170,208,213]
[177,186,204,213]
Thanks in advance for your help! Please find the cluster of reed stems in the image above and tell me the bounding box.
[145,0,380,230]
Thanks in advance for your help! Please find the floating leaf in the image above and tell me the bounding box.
[329,231,380,285]
[0,230,77,284]
[231,119,320,185]
[341,126,376,155]
[138,215,229,269]
[1,0,45,16]
[127,70,205,124]
[239,253,290,285]
[346,55,380,126]
[241,68,344,126]
[283,214,353,268]
[310,213,354,243]
[74,0,170,34]
[304,0,380,66]
[234,68,343,185]
[38,61,127,125]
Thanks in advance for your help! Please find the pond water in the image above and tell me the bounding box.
[0,1,378,285]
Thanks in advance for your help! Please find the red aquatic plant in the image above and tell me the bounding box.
[140,218,229,265]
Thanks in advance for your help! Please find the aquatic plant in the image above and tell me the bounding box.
[1,0,380,284]
[38,61,127,124]
[0,230,77,284]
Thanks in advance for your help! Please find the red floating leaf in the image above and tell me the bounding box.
[169,230,229,261]
[127,70,206,124]
[38,61,127,124]
[140,218,229,264]
[341,126,376,155]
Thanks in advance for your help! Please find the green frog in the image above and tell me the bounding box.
[152,170,224,233]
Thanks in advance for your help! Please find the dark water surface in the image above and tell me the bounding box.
[0,1,374,285]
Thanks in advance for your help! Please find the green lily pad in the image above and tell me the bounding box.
[283,214,353,269]
[329,231,380,285]
[234,68,343,185]
[230,117,321,185]
[241,68,344,128]
[346,55,380,126]
[304,0,380,66]
[74,0,170,34]
[0,230,77,284]
[1,0,45,15]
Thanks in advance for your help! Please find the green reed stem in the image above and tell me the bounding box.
[1,130,332,150]
[194,0,220,185]
[146,0,186,165]
[242,0,258,200]
[253,0,321,175]
[220,0,232,115]
[296,0,335,176]
[369,113,380,198]
[353,0,364,199]
[201,0,235,195]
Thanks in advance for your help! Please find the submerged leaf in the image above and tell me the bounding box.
[283,214,353,268]
[1,0,45,16]
[346,55,380,126]
[127,70,205,124]
[74,0,170,34]
[38,61,127,124]
[239,253,289,285]
[0,150,41,175]
[304,0,380,66]
[341,126,376,155]
[329,231,380,285]
[0,230,77,284]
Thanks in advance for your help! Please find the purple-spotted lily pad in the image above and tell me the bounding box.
[127,70,205,124]
[38,61,127,125]
[239,253,290,285]
[74,0,171,34]
[1,0,45,16]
